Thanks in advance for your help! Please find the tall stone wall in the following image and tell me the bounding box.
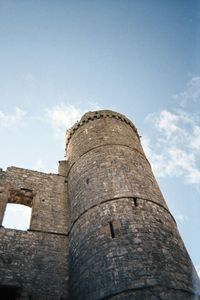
[66,110,200,300]
[0,167,69,299]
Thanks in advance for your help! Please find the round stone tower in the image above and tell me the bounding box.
[66,110,200,300]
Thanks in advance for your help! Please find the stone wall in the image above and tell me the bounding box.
[0,228,68,299]
[66,110,200,300]
[0,167,69,299]
[0,167,69,233]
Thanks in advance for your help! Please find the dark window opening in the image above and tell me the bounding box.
[133,197,138,207]
[109,221,115,238]
[0,285,20,300]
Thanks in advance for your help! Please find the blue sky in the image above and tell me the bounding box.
[0,0,200,276]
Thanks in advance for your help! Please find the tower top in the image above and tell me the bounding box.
[66,109,139,145]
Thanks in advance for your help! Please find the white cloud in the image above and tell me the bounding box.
[143,109,200,186]
[143,77,200,187]
[46,103,100,140]
[146,110,180,137]
[190,126,200,150]
[173,76,200,107]
[0,107,26,128]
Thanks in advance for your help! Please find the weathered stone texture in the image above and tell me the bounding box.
[67,110,200,300]
[0,167,69,233]
[69,199,199,299]
[0,167,69,299]
[0,228,68,299]
[0,109,200,299]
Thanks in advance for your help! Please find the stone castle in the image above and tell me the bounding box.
[0,110,200,299]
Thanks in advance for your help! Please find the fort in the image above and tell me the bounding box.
[0,110,200,299]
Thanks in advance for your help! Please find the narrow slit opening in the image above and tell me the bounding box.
[109,221,115,238]
[133,197,138,207]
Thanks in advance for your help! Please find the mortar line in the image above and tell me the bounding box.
[99,285,199,300]
[68,196,176,235]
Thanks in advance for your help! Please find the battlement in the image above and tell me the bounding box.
[66,110,139,145]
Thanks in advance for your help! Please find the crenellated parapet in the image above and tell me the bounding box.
[66,110,139,145]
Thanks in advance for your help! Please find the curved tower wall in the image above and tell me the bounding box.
[66,110,200,300]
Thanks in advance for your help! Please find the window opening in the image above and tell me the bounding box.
[109,221,115,238]
[1,187,34,230]
[2,204,32,230]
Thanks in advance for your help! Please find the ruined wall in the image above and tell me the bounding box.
[0,167,69,299]
[66,110,200,300]
[0,167,69,233]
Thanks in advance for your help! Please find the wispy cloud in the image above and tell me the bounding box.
[0,107,26,128]
[143,77,200,187]
[46,103,100,140]
[143,110,200,185]
[173,76,200,107]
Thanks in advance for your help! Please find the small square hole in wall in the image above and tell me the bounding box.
[2,204,32,230]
